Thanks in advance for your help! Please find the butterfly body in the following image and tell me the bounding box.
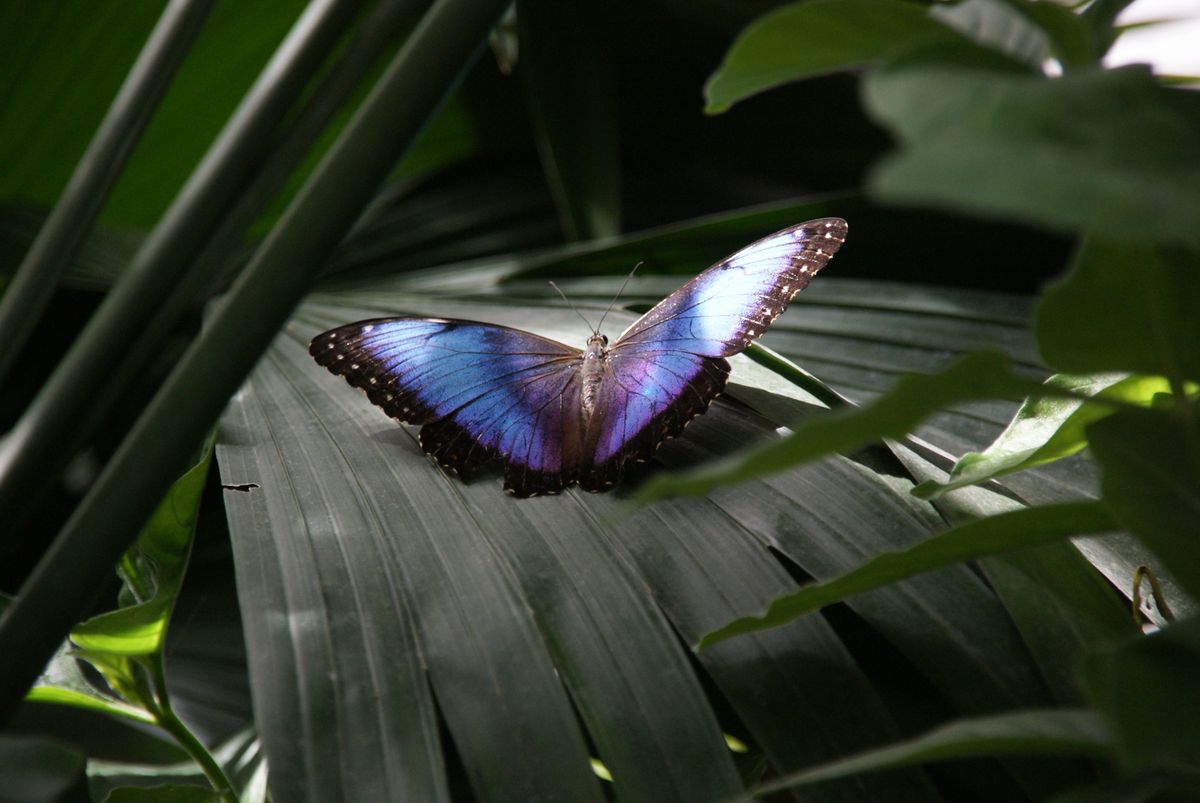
[579,334,609,418]
[311,218,846,496]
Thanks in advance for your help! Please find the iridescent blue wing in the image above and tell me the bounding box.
[612,218,847,356]
[579,350,729,491]
[310,318,586,497]
[583,218,847,485]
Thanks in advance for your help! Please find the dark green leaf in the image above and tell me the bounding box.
[1084,616,1200,770]
[980,545,1137,705]
[517,0,620,239]
[704,0,964,113]
[1088,404,1200,600]
[0,735,87,803]
[865,63,1200,246]
[700,502,1115,647]
[749,709,1115,797]
[1035,241,1200,384]
[639,350,1031,500]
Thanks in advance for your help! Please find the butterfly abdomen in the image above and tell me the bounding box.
[579,337,607,419]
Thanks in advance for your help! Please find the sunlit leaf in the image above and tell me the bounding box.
[71,439,214,658]
[915,373,1173,499]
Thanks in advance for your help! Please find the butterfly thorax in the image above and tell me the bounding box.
[580,333,609,419]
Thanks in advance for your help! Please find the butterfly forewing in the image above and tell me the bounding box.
[311,318,585,494]
[613,217,847,356]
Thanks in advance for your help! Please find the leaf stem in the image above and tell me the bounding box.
[148,660,239,802]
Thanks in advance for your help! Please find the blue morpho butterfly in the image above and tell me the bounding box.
[310,218,847,497]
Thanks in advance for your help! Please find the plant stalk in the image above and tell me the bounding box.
[0,0,216,385]
[149,661,239,802]
[0,0,509,723]
[0,0,365,540]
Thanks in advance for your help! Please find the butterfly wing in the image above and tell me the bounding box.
[583,218,848,483]
[613,218,847,356]
[579,349,730,491]
[310,318,586,496]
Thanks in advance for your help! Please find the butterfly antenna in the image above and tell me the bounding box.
[595,262,642,335]
[548,281,597,334]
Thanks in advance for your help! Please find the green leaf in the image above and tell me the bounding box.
[749,709,1115,797]
[0,594,154,724]
[916,373,1172,499]
[0,735,87,803]
[700,501,1116,647]
[705,0,964,113]
[1035,241,1200,384]
[24,683,154,727]
[638,350,1032,500]
[70,439,214,658]
[1084,616,1200,771]
[517,0,620,240]
[1088,404,1200,600]
[865,63,1200,246]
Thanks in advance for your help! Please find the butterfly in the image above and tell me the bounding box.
[310,218,847,496]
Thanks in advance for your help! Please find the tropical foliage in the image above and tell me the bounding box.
[1,0,1197,801]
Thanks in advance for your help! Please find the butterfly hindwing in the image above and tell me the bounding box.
[580,350,729,491]
[310,318,585,495]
